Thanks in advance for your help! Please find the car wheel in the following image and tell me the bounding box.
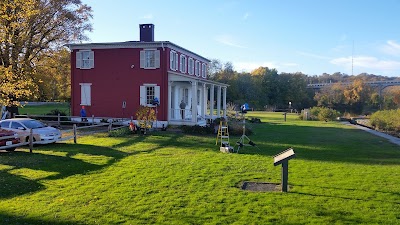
[5,147,16,152]
[25,137,36,143]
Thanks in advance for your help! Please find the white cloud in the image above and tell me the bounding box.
[242,12,250,20]
[233,61,277,72]
[381,40,400,56]
[140,14,153,19]
[330,56,400,71]
[297,51,330,60]
[215,35,247,49]
[233,61,299,73]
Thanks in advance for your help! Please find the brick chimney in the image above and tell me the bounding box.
[139,24,154,42]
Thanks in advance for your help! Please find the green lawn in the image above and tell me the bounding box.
[19,103,70,116]
[0,112,399,224]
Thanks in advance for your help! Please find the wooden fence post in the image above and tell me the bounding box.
[73,124,77,144]
[108,121,112,132]
[29,128,33,153]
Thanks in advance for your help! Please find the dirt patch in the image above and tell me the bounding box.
[241,181,285,192]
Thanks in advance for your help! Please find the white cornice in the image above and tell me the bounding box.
[168,72,228,87]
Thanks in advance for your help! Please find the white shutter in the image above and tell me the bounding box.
[170,51,174,70]
[76,51,82,69]
[155,86,160,105]
[140,51,145,68]
[80,84,91,106]
[175,53,179,71]
[89,50,94,69]
[139,85,146,105]
[179,55,183,72]
[155,50,160,68]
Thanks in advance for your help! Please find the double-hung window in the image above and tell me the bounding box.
[76,50,94,69]
[170,50,178,71]
[202,63,207,78]
[188,58,194,75]
[140,84,160,107]
[195,60,201,77]
[140,49,160,69]
[180,55,187,73]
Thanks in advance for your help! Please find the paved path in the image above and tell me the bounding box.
[343,122,400,146]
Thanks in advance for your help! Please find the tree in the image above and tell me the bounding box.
[0,0,92,105]
[35,48,71,101]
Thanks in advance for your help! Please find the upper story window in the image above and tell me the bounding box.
[140,49,160,69]
[201,63,207,78]
[188,58,194,75]
[195,60,201,77]
[180,55,187,73]
[76,50,94,69]
[170,50,179,71]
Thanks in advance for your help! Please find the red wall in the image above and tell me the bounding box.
[71,47,168,120]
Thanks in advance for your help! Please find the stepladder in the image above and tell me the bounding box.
[216,119,230,147]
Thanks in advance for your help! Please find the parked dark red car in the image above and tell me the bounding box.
[0,128,19,151]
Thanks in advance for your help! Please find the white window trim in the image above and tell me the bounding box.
[140,49,160,69]
[195,60,200,77]
[188,58,194,75]
[180,54,187,73]
[170,50,179,71]
[202,63,207,78]
[140,84,160,107]
[77,50,94,69]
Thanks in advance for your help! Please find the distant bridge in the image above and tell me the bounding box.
[307,80,400,95]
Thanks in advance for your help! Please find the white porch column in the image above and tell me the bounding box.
[222,86,227,118]
[202,83,207,118]
[210,84,215,118]
[168,81,172,121]
[217,86,221,117]
[191,81,198,123]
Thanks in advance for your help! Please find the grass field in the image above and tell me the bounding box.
[19,103,70,116]
[0,112,399,224]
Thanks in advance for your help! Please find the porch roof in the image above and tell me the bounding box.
[168,72,229,87]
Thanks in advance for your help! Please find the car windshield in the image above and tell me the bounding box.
[21,120,46,129]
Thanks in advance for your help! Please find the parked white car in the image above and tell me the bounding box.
[0,118,61,144]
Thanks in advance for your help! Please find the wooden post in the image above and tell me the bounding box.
[57,113,61,127]
[281,161,288,192]
[108,121,112,132]
[73,124,77,144]
[29,128,33,153]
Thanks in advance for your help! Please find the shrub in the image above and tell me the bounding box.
[228,121,253,136]
[370,109,400,132]
[181,125,214,135]
[135,106,156,129]
[35,109,69,122]
[310,106,340,121]
[108,127,132,137]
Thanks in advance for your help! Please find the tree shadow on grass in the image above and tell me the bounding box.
[292,184,400,205]
[0,212,85,225]
[232,122,400,165]
[0,142,129,199]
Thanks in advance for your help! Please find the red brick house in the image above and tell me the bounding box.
[68,24,228,126]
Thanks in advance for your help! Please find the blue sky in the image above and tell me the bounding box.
[82,0,400,77]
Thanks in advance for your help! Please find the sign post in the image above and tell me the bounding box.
[273,148,296,192]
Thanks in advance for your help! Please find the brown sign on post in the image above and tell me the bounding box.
[273,148,296,192]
